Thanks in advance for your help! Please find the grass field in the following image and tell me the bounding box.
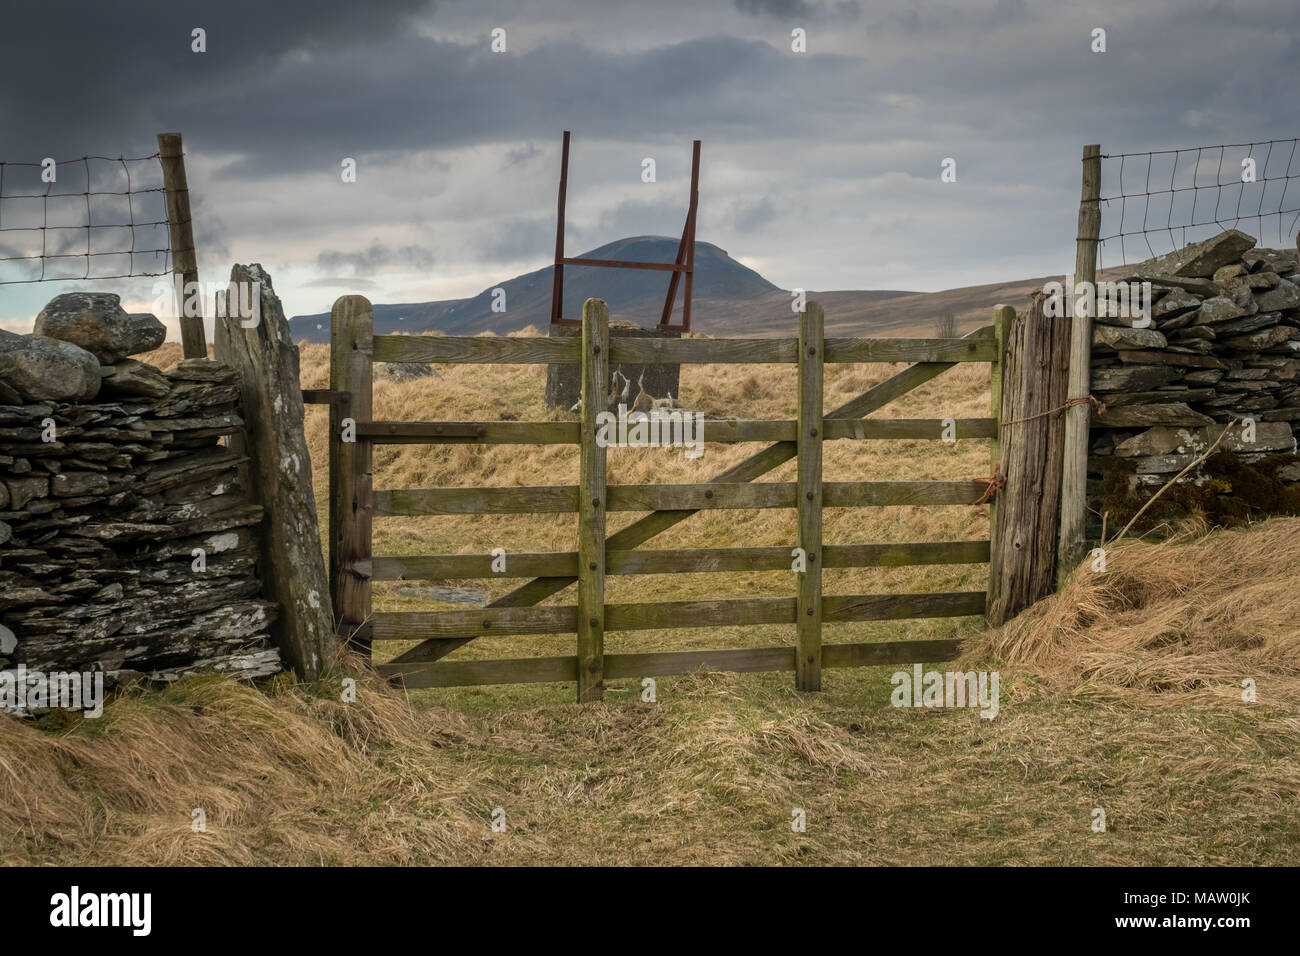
[2,330,1298,866]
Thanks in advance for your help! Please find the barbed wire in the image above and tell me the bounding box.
[0,153,173,285]
[1098,138,1300,270]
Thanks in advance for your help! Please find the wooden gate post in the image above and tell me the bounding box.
[985,304,1014,616]
[987,295,1072,626]
[156,132,207,359]
[577,297,609,702]
[796,302,825,691]
[330,295,374,658]
[1057,143,1102,585]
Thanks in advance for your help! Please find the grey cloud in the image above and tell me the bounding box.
[595,199,692,239]
[479,218,556,261]
[734,0,860,20]
[730,196,777,232]
[302,277,380,290]
[503,144,541,168]
[315,241,435,276]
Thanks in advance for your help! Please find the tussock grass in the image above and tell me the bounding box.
[0,663,491,866]
[968,517,1300,703]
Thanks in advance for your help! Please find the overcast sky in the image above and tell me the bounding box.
[1,0,1297,338]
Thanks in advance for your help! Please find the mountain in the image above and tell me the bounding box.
[289,236,916,342]
[288,235,1136,342]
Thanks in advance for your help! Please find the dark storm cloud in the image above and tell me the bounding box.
[3,0,1300,323]
[7,0,1290,195]
[0,0,436,159]
[315,241,434,275]
[734,0,861,20]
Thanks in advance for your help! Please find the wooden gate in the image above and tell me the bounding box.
[320,295,1012,701]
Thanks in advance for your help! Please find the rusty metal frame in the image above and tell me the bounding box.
[549,130,701,334]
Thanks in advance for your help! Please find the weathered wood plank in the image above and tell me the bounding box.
[577,298,608,702]
[604,647,792,678]
[370,333,999,366]
[372,551,581,580]
[987,294,1072,625]
[607,482,795,511]
[796,303,824,691]
[986,305,1013,617]
[358,421,578,444]
[822,591,986,621]
[821,639,961,668]
[377,480,988,515]
[378,640,963,688]
[355,417,994,446]
[330,295,374,657]
[605,597,795,630]
[375,597,804,639]
[373,335,577,365]
[371,539,989,580]
[375,486,578,516]
[378,655,578,688]
[822,481,989,507]
[822,540,989,568]
[823,418,997,441]
[824,337,996,364]
[613,338,796,363]
[374,606,577,639]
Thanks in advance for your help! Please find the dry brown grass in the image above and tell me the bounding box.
[0,662,495,866]
[967,517,1300,704]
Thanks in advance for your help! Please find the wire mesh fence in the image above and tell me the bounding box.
[0,153,173,285]
[1098,137,1300,270]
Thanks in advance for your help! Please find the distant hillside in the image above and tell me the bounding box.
[289,235,915,342]
[288,236,1139,342]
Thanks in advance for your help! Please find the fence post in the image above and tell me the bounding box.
[985,304,1015,616]
[987,295,1072,626]
[796,301,824,691]
[1057,143,1102,585]
[331,295,374,659]
[156,132,206,359]
[577,297,609,702]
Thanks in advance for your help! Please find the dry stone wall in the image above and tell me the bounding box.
[1087,229,1300,530]
[1,294,281,685]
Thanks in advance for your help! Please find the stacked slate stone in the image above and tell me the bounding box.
[1088,230,1300,504]
[0,293,281,685]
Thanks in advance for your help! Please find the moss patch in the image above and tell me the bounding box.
[1097,450,1300,535]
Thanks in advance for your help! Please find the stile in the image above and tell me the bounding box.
[796,303,824,691]
[577,298,609,701]
[330,295,374,657]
